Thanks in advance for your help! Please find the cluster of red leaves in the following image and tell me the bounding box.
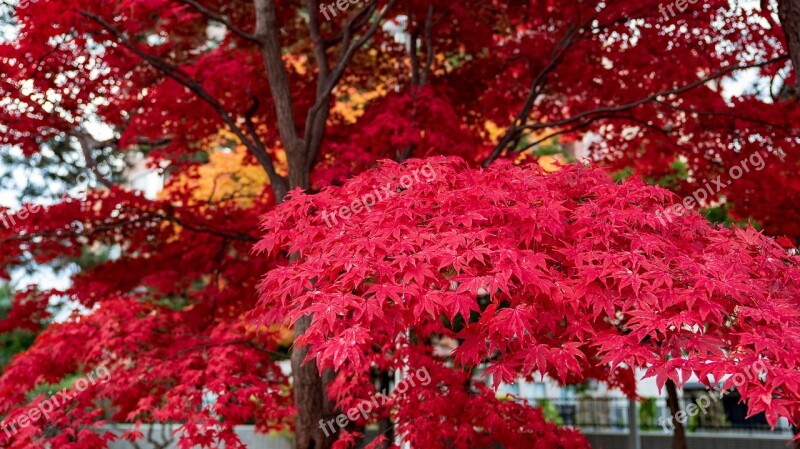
[0,299,293,449]
[0,184,294,448]
[3,0,798,236]
[255,157,800,447]
[0,287,49,335]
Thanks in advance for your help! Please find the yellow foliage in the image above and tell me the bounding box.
[486,122,566,172]
[484,121,505,145]
[161,130,284,207]
[332,86,388,124]
[285,53,308,75]
[537,154,565,172]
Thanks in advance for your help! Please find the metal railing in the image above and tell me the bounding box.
[534,397,794,435]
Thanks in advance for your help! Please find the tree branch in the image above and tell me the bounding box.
[306,0,331,82]
[779,0,800,94]
[174,0,262,43]
[654,98,798,135]
[179,339,289,360]
[1,212,259,245]
[520,56,790,133]
[254,0,304,159]
[134,136,173,148]
[409,25,421,87]
[75,132,114,189]
[79,9,287,197]
[483,24,582,167]
[420,4,435,87]
[304,0,399,171]
[322,4,375,47]
[302,0,335,173]
[482,55,790,167]
[398,4,436,162]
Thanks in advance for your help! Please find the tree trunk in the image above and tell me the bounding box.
[779,0,800,93]
[292,315,338,449]
[286,168,332,449]
[283,147,335,449]
[665,379,689,449]
[287,146,311,197]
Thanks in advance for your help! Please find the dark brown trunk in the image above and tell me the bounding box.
[292,315,337,449]
[666,379,689,449]
[779,0,800,93]
[254,1,339,440]
[287,145,311,196]
[286,184,331,449]
[284,147,335,449]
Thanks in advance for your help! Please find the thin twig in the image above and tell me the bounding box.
[78,9,286,194]
[483,55,790,167]
[174,0,261,43]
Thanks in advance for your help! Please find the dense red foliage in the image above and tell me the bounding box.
[0,0,799,447]
[2,1,799,225]
[257,158,800,446]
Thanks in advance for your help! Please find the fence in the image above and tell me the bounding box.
[535,396,795,449]
[536,396,793,434]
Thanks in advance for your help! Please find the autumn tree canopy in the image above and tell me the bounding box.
[1,0,799,448]
[256,157,800,448]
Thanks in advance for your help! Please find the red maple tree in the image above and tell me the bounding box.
[1,0,800,448]
[257,157,800,448]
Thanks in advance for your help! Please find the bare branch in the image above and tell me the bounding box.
[654,99,798,135]
[79,9,287,196]
[303,1,383,171]
[1,211,259,245]
[306,0,331,82]
[409,25,421,87]
[778,0,800,93]
[244,96,263,147]
[75,132,114,188]
[134,136,173,148]
[420,4,435,86]
[254,0,303,155]
[304,0,399,171]
[178,339,289,360]
[519,56,790,133]
[174,0,262,43]
[322,4,375,47]
[398,4,436,162]
[516,113,643,154]
[483,24,582,167]
[483,55,790,167]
